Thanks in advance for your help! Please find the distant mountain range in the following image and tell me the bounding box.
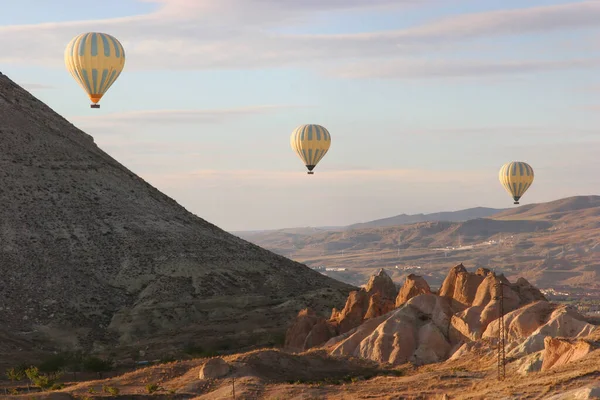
[346,207,507,230]
[236,196,600,292]
[233,207,508,236]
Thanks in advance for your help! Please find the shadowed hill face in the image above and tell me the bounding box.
[0,73,353,359]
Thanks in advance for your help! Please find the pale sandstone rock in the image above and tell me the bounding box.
[365,268,398,300]
[505,305,597,358]
[395,274,431,307]
[544,384,600,400]
[515,351,544,375]
[541,337,597,372]
[199,358,230,379]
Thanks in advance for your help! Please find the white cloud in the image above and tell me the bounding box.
[0,1,598,73]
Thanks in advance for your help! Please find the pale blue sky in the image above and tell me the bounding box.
[0,0,599,230]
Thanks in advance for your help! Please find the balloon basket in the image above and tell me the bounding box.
[91,104,100,109]
[307,171,314,175]
[514,201,519,205]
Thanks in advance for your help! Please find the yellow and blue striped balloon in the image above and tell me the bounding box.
[290,124,331,175]
[499,161,534,205]
[64,32,126,108]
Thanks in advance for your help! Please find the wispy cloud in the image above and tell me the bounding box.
[0,1,598,73]
[69,105,305,128]
[331,58,600,79]
[144,167,490,189]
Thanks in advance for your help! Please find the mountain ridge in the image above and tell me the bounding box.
[232,206,508,236]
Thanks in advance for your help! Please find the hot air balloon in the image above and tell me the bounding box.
[499,161,534,205]
[290,124,331,174]
[64,32,126,108]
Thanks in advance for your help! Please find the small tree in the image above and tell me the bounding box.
[25,366,61,391]
[65,351,84,380]
[6,364,28,393]
[6,366,25,382]
[38,354,67,376]
[82,356,113,378]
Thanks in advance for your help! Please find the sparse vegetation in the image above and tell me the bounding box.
[146,383,161,393]
[103,384,120,395]
[25,366,62,391]
[6,364,26,383]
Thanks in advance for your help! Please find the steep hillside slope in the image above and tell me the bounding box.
[0,73,353,361]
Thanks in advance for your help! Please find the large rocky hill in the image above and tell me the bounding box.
[0,73,353,363]
[238,196,600,291]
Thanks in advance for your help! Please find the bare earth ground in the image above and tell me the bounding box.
[2,334,599,400]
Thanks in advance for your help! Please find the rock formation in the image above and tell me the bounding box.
[328,293,454,365]
[199,358,230,379]
[286,269,397,351]
[484,302,597,359]
[541,336,598,372]
[395,274,431,307]
[284,263,589,368]
[0,73,353,362]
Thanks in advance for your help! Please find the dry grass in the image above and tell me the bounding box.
[3,344,597,400]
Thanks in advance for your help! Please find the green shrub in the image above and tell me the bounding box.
[146,383,161,393]
[6,366,26,382]
[102,385,120,395]
[25,366,61,390]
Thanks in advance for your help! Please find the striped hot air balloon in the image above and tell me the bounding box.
[499,161,534,205]
[64,32,126,108]
[290,124,331,175]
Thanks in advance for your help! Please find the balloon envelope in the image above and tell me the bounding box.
[64,32,126,108]
[290,124,331,174]
[499,161,534,204]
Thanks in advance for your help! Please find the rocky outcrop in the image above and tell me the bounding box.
[331,269,397,332]
[544,384,600,400]
[199,358,230,379]
[286,269,398,352]
[541,337,598,372]
[486,304,597,358]
[447,271,548,344]
[287,264,596,369]
[395,274,431,307]
[365,269,398,300]
[439,264,486,310]
[364,293,396,320]
[331,290,371,334]
[284,309,336,352]
[329,294,453,365]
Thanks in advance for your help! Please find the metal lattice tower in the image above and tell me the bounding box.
[494,281,506,381]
